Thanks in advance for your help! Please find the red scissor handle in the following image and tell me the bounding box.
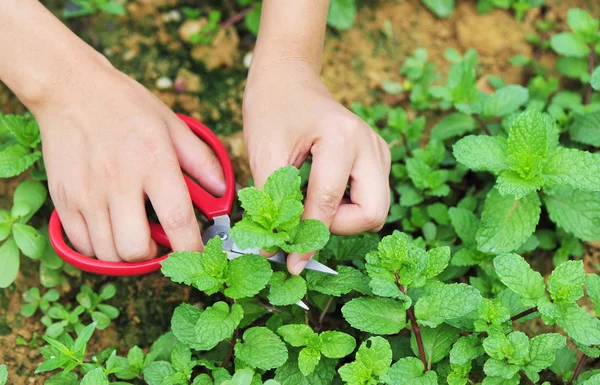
[48,114,235,276]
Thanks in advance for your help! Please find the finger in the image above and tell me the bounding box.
[170,119,226,197]
[57,209,94,257]
[109,190,158,262]
[81,204,121,262]
[144,158,203,253]
[287,134,356,275]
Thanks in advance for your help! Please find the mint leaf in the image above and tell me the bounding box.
[543,186,600,241]
[327,0,357,31]
[0,365,6,385]
[549,346,577,380]
[143,362,175,385]
[298,348,321,376]
[496,171,542,199]
[282,219,330,254]
[339,337,392,384]
[548,260,585,304]
[320,331,356,358]
[586,274,600,310]
[479,85,529,118]
[12,224,46,259]
[541,302,600,346]
[383,357,438,385]
[567,8,599,42]
[0,238,20,288]
[425,247,451,278]
[452,135,509,174]
[237,188,277,229]
[448,207,480,247]
[13,180,47,223]
[306,265,371,296]
[268,272,307,306]
[195,302,243,351]
[526,333,566,373]
[593,67,600,91]
[476,188,541,253]
[415,283,482,328]
[234,327,288,370]
[542,147,600,191]
[171,303,202,349]
[81,368,109,385]
[430,113,477,141]
[277,324,314,347]
[570,112,600,147]
[0,115,41,147]
[411,324,460,366]
[224,254,272,299]
[484,358,520,379]
[494,253,545,307]
[161,237,227,294]
[263,165,303,205]
[450,335,484,365]
[550,32,590,58]
[506,109,548,179]
[275,352,336,385]
[0,145,40,178]
[341,297,407,334]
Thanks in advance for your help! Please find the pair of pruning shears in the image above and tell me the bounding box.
[48,114,336,310]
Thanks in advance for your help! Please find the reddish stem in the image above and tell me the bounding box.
[510,307,537,321]
[220,6,253,29]
[316,297,334,332]
[568,355,587,385]
[473,114,491,136]
[221,328,239,368]
[519,371,535,385]
[584,45,595,105]
[396,273,427,370]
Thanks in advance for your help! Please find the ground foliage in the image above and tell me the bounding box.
[2,1,600,385]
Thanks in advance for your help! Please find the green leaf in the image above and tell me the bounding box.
[450,335,484,365]
[548,260,585,303]
[81,368,109,385]
[74,322,96,354]
[341,297,407,335]
[549,346,577,380]
[506,109,548,179]
[0,365,7,385]
[448,207,480,247]
[12,224,46,259]
[526,333,566,373]
[282,219,330,254]
[320,331,356,358]
[171,303,203,349]
[234,327,288,370]
[543,148,600,191]
[484,358,520,379]
[476,188,541,253]
[567,8,599,42]
[92,311,111,329]
[415,283,482,328]
[411,324,460,366]
[540,303,600,346]
[298,348,321,376]
[339,337,392,384]
[99,284,116,300]
[496,171,542,199]
[277,324,314,347]
[557,57,589,79]
[550,32,590,58]
[586,274,600,310]
[570,112,600,147]
[494,253,545,307]
[592,66,600,91]
[244,5,261,35]
[230,218,288,251]
[306,265,371,296]
[0,145,40,178]
[238,188,277,229]
[143,361,175,385]
[543,186,600,242]
[225,254,272,299]
[99,1,126,16]
[452,135,509,175]
[383,357,438,385]
[423,0,454,18]
[0,238,19,288]
[13,180,47,222]
[425,246,451,278]
[0,115,41,147]
[327,0,356,31]
[161,237,227,294]
[127,346,144,370]
[268,272,307,306]
[480,85,529,118]
[274,352,336,385]
[195,302,243,351]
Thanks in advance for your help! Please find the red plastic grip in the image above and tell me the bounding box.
[47,114,235,276]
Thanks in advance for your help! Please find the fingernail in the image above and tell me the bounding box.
[290,260,308,275]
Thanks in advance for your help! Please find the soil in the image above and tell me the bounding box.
[1,0,600,383]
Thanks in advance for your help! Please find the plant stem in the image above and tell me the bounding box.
[220,6,253,30]
[221,328,239,368]
[568,355,587,385]
[473,114,491,136]
[510,307,537,321]
[395,273,427,370]
[584,45,595,105]
[316,297,334,332]
[519,370,535,385]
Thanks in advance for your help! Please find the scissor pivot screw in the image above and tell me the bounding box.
[218,232,229,241]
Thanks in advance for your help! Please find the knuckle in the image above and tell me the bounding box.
[362,209,387,230]
[316,189,343,217]
[120,244,152,262]
[165,206,196,231]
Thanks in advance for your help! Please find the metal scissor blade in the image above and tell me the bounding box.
[295,300,309,311]
[267,252,338,275]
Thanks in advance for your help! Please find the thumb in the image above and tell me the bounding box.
[287,138,354,275]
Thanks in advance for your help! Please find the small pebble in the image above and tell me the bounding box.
[243,51,253,68]
[156,77,173,90]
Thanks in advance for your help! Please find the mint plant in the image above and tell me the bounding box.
[62,0,126,18]
[0,114,43,179]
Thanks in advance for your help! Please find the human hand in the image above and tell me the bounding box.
[34,59,225,262]
[243,60,391,275]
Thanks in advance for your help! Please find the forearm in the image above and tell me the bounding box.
[0,0,111,111]
[249,0,329,76]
